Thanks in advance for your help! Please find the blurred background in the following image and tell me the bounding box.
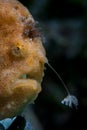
[18,0,87,130]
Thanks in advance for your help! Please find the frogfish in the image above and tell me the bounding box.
[0,0,47,120]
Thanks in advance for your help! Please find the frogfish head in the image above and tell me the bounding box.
[0,0,47,120]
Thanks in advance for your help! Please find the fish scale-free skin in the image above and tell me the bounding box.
[0,0,47,119]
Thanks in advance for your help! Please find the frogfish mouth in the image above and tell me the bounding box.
[0,0,47,120]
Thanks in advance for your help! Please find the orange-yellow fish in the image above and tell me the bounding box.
[0,0,47,120]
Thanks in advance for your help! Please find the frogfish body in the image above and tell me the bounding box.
[0,0,47,120]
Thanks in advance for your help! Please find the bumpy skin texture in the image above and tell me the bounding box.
[0,0,47,119]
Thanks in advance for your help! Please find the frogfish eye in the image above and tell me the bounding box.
[11,46,23,57]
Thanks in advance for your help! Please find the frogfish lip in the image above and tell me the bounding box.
[12,74,42,102]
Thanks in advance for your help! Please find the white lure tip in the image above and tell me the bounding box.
[61,95,78,108]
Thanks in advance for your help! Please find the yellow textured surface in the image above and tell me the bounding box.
[0,0,47,119]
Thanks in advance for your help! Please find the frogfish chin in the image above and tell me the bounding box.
[0,0,47,120]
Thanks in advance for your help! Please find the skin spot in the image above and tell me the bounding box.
[6,104,12,109]
[0,57,4,64]
[23,22,41,39]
